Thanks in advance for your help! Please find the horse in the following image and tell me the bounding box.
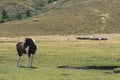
[16,38,37,68]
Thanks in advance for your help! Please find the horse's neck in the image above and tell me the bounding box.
[21,42,26,50]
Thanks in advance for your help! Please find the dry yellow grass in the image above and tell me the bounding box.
[0,34,120,42]
[0,0,120,37]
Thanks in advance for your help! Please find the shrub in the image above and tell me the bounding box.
[6,18,12,21]
[1,9,9,19]
[47,0,53,4]
[26,9,31,17]
[15,12,22,20]
[0,18,5,23]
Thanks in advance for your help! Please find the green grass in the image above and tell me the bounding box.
[1,36,120,80]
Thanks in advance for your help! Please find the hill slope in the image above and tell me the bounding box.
[0,0,120,37]
[0,0,49,15]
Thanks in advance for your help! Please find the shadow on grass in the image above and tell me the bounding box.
[57,65,120,70]
[18,66,38,69]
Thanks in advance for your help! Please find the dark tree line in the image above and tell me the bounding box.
[47,0,58,4]
[0,9,32,23]
[0,0,59,23]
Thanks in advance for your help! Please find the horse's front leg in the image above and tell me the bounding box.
[28,54,34,68]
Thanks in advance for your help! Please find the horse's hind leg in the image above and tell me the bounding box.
[17,56,22,67]
[17,53,22,67]
[17,56,21,67]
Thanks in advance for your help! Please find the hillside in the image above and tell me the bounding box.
[0,0,120,37]
[0,0,53,17]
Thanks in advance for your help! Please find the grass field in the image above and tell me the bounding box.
[1,35,120,80]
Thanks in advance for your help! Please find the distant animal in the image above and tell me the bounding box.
[76,36,108,41]
[76,37,90,40]
[90,37,108,40]
[16,38,37,68]
[33,18,38,22]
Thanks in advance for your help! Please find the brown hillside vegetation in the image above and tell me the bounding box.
[0,0,49,15]
[0,0,120,37]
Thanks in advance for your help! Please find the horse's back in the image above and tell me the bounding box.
[16,42,24,54]
[16,41,24,48]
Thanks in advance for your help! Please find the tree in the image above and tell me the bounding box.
[47,0,53,4]
[16,12,22,20]
[0,17,5,23]
[26,9,31,17]
[47,0,58,4]
[1,9,9,19]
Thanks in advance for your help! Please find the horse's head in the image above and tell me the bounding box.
[25,38,36,46]
[23,38,36,50]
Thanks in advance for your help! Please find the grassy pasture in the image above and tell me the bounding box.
[1,35,120,80]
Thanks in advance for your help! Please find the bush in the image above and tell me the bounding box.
[1,9,9,19]
[15,12,22,20]
[48,0,58,3]
[47,0,53,3]
[0,18,5,23]
[34,0,48,14]
[26,9,31,17]
[6,18,12,21]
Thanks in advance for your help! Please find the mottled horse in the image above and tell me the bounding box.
[16,38,37,68]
